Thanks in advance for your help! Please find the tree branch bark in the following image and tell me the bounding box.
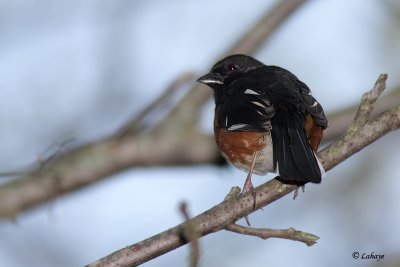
[323,87,400,142]
[225,223,319,246]
[86,74,400,267]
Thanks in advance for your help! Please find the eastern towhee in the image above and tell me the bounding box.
[197,54,328,193]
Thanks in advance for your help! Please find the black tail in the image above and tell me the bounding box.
[271,125,322,184]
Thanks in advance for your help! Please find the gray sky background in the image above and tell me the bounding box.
[0,1,399,266]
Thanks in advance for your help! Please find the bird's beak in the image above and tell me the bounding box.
[197,72,224,85]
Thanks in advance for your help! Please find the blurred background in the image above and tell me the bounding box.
[1,0,400,266]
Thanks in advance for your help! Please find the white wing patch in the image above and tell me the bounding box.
[314,152,326,178]
[227,124,248,131]
[244,89,262,95]
[296,130,309,157]
[275,161,280,176]
[251,101,267,109]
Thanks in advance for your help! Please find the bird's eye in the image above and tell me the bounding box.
[227,64,238,71]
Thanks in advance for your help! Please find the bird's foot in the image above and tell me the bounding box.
[293,185,305,200]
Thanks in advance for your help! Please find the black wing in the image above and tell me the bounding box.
[218,75,275,131]
[297,80,328,129]
[263,66,326,184]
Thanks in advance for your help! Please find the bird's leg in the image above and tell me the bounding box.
[242,152,257,196]
[242,156,257,196]
[242,151,257,226]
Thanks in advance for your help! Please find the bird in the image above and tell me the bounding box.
[197,54,328,194]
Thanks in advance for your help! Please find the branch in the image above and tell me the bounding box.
[320,74,400,171]
[0,0,307,219]
[179,202,200,267]
[225,223,319,247]
[86,74,400,267]
[323,86,400,142]
[354,74,387,124]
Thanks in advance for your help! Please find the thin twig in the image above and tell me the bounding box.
[0,136,75,177]
[323,87,400,142]
[179,202,200,267]
[319,74,399,171]
[225,223,319,247]
[37,136,75,169]
[320,104,400,172]
[353,74,388,125]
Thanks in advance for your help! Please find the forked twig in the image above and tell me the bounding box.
[225,223,319,246]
